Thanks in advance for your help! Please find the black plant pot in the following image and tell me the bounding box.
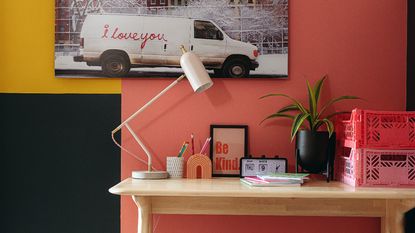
[295,130,336,179]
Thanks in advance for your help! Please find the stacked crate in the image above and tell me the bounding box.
[335,109,415,186]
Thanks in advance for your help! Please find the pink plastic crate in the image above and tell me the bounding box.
[336,147,415,187]
[334,113,352,142]
[341,109,415,149]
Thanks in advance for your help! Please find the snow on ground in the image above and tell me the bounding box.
[55,54,287,76]
[55,56,100,70]
[251,54,287,75]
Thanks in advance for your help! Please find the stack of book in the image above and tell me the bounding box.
[240,173,309,187]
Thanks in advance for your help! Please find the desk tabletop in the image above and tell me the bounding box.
[109,178,415,199]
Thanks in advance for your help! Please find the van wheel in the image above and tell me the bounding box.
[214,69,224,77]
[101,53,130,77]
[223,59,249,78]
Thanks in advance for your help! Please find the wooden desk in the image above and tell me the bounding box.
[109,178,415,233]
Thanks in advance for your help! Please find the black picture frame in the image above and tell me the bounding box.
[210,125,248,177]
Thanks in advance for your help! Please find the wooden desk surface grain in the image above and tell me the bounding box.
[109,178,415,199]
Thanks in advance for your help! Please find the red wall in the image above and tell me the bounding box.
[120,0,407,232]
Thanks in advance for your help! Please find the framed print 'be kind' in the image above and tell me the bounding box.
[210,125,248,177]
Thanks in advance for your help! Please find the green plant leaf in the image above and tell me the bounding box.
[306,80,317,129]
[276,104,300,113]
[307,80,317,118]
[260,77,358,141]
[313,120,323,130]
[321,119,334,137]
[260,113,295,125]
[259,93,280,99]
[318,95,360,117]
[313,75,326,106]
[313,119,334,136]
[290,113,310,141]
[259,93,309,114]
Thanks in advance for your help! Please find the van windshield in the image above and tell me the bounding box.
[194,20,224,40]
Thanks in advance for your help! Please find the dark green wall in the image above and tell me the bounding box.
[0,94,121,233]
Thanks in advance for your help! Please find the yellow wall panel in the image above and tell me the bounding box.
[0,0,121,94]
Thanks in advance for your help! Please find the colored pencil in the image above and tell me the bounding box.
[199,137,211,155]
[178,141,189,157]
[191,133,195,155]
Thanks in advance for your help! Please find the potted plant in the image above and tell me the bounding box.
[260,76,359,178]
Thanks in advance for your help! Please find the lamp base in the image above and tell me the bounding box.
[132,170,169,179]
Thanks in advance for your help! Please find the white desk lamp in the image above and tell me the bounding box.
[111,46,213,179]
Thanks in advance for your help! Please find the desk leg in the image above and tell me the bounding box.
[382,199,415,233]
[132,196,152,233]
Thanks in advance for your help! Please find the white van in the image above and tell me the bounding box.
[74,14,259,77]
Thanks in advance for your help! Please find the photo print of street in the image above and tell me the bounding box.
[55,0,288,78]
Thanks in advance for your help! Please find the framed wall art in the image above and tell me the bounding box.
[54,0,288,79]
[210,125,248,177]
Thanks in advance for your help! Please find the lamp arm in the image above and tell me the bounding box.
[111,74,186,172]
[124,123,153,172]
[112,74,186,134]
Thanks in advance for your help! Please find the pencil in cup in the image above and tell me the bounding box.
[191,133,195,155]
[199,137,211,155]
[178,141,189,157]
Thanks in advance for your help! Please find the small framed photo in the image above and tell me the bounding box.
[210,125,248,177]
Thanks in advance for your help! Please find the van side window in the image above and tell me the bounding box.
[194,20,223,40]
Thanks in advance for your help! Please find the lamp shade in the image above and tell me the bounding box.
[180,52,213,93]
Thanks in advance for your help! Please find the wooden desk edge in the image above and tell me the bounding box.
[108,178,415,199]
